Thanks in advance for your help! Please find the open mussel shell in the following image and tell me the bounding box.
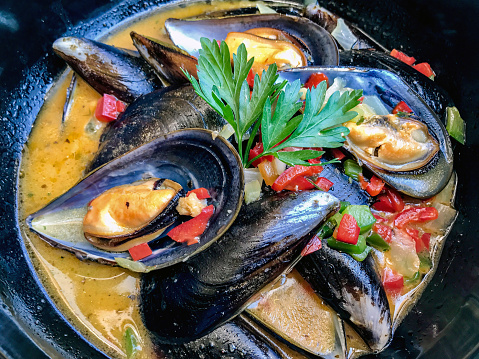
[52,37,162,103]
[279,66,454,198]
[165,13,339,66]
[140,190,340,344]
[26,129,243,271]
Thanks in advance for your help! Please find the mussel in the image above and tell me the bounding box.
[52,37,162,102]
[278,66,453,198]
[140,190,340,343]
[27,129,243,271]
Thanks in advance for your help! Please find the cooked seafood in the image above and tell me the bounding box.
[18,2,462,359]
[83,178,183,251]
[344,114,439,172]
[278,66,453,198]
[140,190,340,343]
[27,129,244,270]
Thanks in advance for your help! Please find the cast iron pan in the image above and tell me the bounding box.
[0,0,478,358]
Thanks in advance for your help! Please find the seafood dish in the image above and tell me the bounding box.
[17,1,463,358]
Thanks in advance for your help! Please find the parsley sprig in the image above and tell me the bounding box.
[184,38,363,168]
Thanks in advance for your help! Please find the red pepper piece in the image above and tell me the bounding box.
[413,62,435,78]
[336,214,360,244]
[372,214,387,223]
[373,194,395,212]
[168,205,215,245]
[358,96,364,103]
[284,176,315,191]
[248,142,274,167]
[405,227,425,252]
[304,72,329,89]
[394,207,439,229]
[421,233,431,250]
[272,165,314,192]
[95,94,125,122]
[366,175,385,197]
[128,242,153,261]
[358,173,369,190]
[301,235,322,256]
[308,158,324,175]
[374,223,392,242]
[392,100,413,114]
[331,148,346,161]
[386,187,405,212]
[383,267,404,292]
[187,188,211,200]
[315,177,334,192]
[390,49,416,66]
[247,69,255,88]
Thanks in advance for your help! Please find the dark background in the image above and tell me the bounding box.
[0,0,478,358]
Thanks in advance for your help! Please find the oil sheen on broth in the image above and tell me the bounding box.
[19,2,254,358]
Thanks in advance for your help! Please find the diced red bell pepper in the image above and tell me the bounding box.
[394,207,439,229]
[372,213,387,223]
[358,173,369,190]
[373,223,392,242]
[247,69,255,88]
[95,94,126,122]
[358,96,364,103]
[366,175,385,197]
[304,72,329,89]
[390,49,416,66]
[248,142,274,167]
[187,188,211,200]
[421,233,431,250]
[128,242,153,261]
[392,101,413,115]
[284,176,315,191]
[413,62,435,78]
[386,187,405,212]
[315,177,334,192]
[168,205,215,245]
[331,148,346,161]
[336,214,360,244]
[272,165,314,192]
[373,194,395,212]
[301,235,322,256]
[308,158,324,175]
[405,227,425,252]
[382,267,404,292]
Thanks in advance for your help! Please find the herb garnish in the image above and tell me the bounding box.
[184,38,363,168]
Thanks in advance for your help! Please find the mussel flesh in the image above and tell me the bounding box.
[27,129,243,271]
[344,114,439,172]
[83,178,184,251]
[140,190,340,343]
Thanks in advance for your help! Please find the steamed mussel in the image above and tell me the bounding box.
[22,2,462,359]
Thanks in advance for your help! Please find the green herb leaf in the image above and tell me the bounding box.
[275,149,324,166]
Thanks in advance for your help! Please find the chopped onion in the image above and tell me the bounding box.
[388,230,420,278]
[331,18,358,50]
[218,123,235,139]
[273,157,287,175]
[349,103,376,123]
[324,77,347,105]
[256,3,277,14]
[115,257,150,273]
[361,95,389,116]
[244,167,264,185]
[245,180,262,204]
[423,203,457,235]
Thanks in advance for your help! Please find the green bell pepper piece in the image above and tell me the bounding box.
[366,233,390,252]
[446,106,465,145]
[340,201,351,213]
[350,245,372,261]
[343,205,376,234]
[327,234,367,254]
[344,159,362,181]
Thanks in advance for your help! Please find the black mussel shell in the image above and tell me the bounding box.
[278,66,453,198]
[165,14,339,66]
[296,239,392,352]
[140,190,340,344]
[52,37,161,103]
[27,129,243,271]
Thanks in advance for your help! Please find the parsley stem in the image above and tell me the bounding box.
[243,120,262,166]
